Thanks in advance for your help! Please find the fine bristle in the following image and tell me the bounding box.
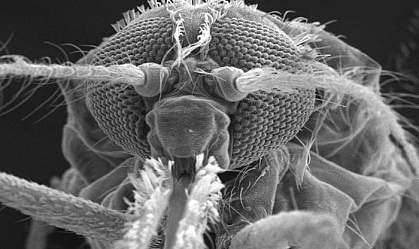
[110,0,248,33]
[114,158,172,249]
[173,156,224,249]
[115,156,224,249]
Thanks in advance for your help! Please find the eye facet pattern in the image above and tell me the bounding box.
[86,9,315,169]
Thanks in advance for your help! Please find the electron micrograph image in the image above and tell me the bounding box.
[1,0,419,249]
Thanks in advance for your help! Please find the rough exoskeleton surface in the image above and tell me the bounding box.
[1,1,419,249]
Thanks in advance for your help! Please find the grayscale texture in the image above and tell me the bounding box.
[0,1,418,249]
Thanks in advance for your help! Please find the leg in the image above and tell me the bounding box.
[229,211,344,249]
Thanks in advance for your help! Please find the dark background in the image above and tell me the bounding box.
[0,0,418,248]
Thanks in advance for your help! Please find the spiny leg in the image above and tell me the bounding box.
[0,172,130,242]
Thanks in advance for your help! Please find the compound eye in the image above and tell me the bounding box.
[133,63,170,97]
[210,66,247,102]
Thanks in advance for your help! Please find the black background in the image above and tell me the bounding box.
[0,0,418,248]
